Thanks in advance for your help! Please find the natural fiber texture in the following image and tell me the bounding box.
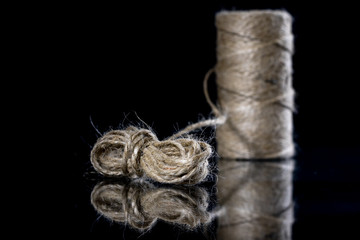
[215,10,295,159]
[90,10,296,184]
[217,159,294,240]
[91,180,211,230]
[91,126,212,185]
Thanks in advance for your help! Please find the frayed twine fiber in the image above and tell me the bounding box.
[215,10,295,159]
[90,85,224,185]
[91,180,211,230]
[91,126,217,185]
[217,159,294,240]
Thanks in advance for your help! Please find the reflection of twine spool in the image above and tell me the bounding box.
[215,10,295,159]
[217,159,294,240]
[90,180,211,230]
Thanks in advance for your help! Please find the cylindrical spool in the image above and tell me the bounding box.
[217,159,294,240]
[215,10,295,159]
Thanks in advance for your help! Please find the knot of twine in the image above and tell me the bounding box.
[91,180,211,230]
[91,126,214,185]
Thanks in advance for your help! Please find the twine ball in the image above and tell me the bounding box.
[91,127,212,185]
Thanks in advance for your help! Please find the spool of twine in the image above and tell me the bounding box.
[215,10,295,159]
[217,159,294,240]
[91,179,211,230]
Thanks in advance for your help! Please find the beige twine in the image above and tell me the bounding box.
[90,126,217,185]
[90,9,295,184]
[215,10,295,159]
[217,159,294,240]
[90,180,211,230]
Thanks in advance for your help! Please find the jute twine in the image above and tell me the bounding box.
[215,10,295,240]
[90,9,296,184]
[215,10,295,159]
[91,126,218,185]
[217,159,294,240]
[91,180,211,230]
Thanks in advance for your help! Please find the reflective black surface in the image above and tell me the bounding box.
[70,162,218,239]
[58,150,359,239]
[18,1,360,239]
[54,147,359,239]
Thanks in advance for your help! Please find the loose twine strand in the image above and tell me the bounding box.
[91,10,295,185]
[91,180,212,230]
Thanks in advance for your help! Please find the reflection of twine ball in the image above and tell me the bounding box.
[90,180,211,230]
[91,127,212,185]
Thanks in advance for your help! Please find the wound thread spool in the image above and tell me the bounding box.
[215,10,295,159]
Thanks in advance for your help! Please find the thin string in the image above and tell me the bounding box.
[168,68,225,140]
[167,60,295,145]
[203,68,221,117]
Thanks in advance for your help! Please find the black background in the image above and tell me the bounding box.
[12,1,360,239]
